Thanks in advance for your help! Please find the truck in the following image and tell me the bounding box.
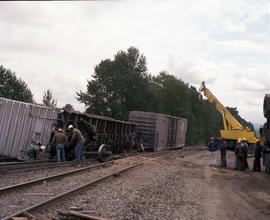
[199,81,260,149]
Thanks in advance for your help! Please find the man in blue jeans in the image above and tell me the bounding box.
[207,137,218,166]
[52,128,67,162]
[68,125,85,160]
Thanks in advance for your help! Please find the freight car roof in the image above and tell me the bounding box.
[62,109,136,125]
[129,110,187,121]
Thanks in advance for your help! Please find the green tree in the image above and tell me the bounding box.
[42,89,57,107]
[62,103,74,111]
[227,107,254,131]
[77,47,152,120]
[0,65,33,103]
[148,72,223,145]
[149,72,191,117]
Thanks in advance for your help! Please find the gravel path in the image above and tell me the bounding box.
[3,147,270,220]
[0,158,143,219]
[37,148,270,220]
[35,150,205,219]
[0,160,97,188]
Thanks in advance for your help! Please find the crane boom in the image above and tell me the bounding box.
[199,81,243,130]
[199,81,259,146]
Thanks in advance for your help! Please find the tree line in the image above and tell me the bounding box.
[0,47,254,145]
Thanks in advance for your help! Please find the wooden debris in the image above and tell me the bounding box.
[58,210,112,220]
[11,212,59,220]
[11,218,28,220]
[23,211,37,220]
[25,193,55,196]
[70,206,83,211]
[35,214,59,220]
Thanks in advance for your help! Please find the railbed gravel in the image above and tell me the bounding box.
[0,152,164,188]
[0,160,98,188]
[35,150,206,220]
[0,159,142,219]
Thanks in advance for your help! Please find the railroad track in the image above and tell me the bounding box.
[0,149,169,173]
[0,150,179,220]
[0,159,98,173]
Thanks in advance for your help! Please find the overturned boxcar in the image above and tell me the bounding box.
[128,111,188,151]
[0,97,60,160]
[0,98,141,161]
[55,110,139,161]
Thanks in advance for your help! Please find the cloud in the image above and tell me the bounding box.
[0,0,269,124]
[213,40,269,54]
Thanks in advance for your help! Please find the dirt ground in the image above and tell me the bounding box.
[180,148,270,220]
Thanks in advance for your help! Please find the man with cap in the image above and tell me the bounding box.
[52,128,68,162]
[235,138,245,171]
[68,125,85,160]
[26,144,46,160]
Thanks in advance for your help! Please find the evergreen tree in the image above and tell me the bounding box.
[62,104,74,111]
[77,47,152,120]
[0,65,33,103]
[42,89,57,107]
[227,107,254,131]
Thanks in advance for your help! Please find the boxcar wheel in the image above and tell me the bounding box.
[139,144,144,152]
[98,144,109,162]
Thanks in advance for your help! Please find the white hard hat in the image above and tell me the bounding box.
[40,145,46,151]
[68,125,74,130]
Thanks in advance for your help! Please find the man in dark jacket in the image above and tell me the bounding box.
[68,125,85,160]
[207,137,218,166]
[253,141,263,171]
[52,128,67,162]
[242,138,249,169]
[219,138,227,167]
[235,140,245,171]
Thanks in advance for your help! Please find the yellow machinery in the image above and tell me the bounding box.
[199,81,259,147]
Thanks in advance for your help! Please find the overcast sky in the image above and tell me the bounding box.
[0,0,269,125]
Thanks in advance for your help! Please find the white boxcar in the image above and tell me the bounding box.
[0,98,60,160]
[129,111,188,151]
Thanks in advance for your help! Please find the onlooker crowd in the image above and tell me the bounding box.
[207,137,264,172]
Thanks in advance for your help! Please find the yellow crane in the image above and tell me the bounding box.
[199,81,259,148]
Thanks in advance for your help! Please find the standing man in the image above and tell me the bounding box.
[68,125,85,160]
[219,138,227,167]
[235,139,245,171]
[253,140,263,172]
[242,138,249,169]
[207,137,218,166]
[26,144,46,160]
[52,128,67,163]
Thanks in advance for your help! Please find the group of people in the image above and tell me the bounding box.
[207,137,263,171]
[26,125,85,162]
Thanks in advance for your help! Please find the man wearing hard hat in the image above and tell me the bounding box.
[235,138,245,171]
[68,125,85,160]
[52,128,68,162]
[26,144,46,160]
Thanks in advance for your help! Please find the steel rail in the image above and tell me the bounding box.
[0,160,53,167]
[2,162,143,220]
[0,159,96,172]
[0,160,114,194]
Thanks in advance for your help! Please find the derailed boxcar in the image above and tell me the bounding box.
[0,98,60,160]
[55,110,139,162]
[129,111,188,151]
